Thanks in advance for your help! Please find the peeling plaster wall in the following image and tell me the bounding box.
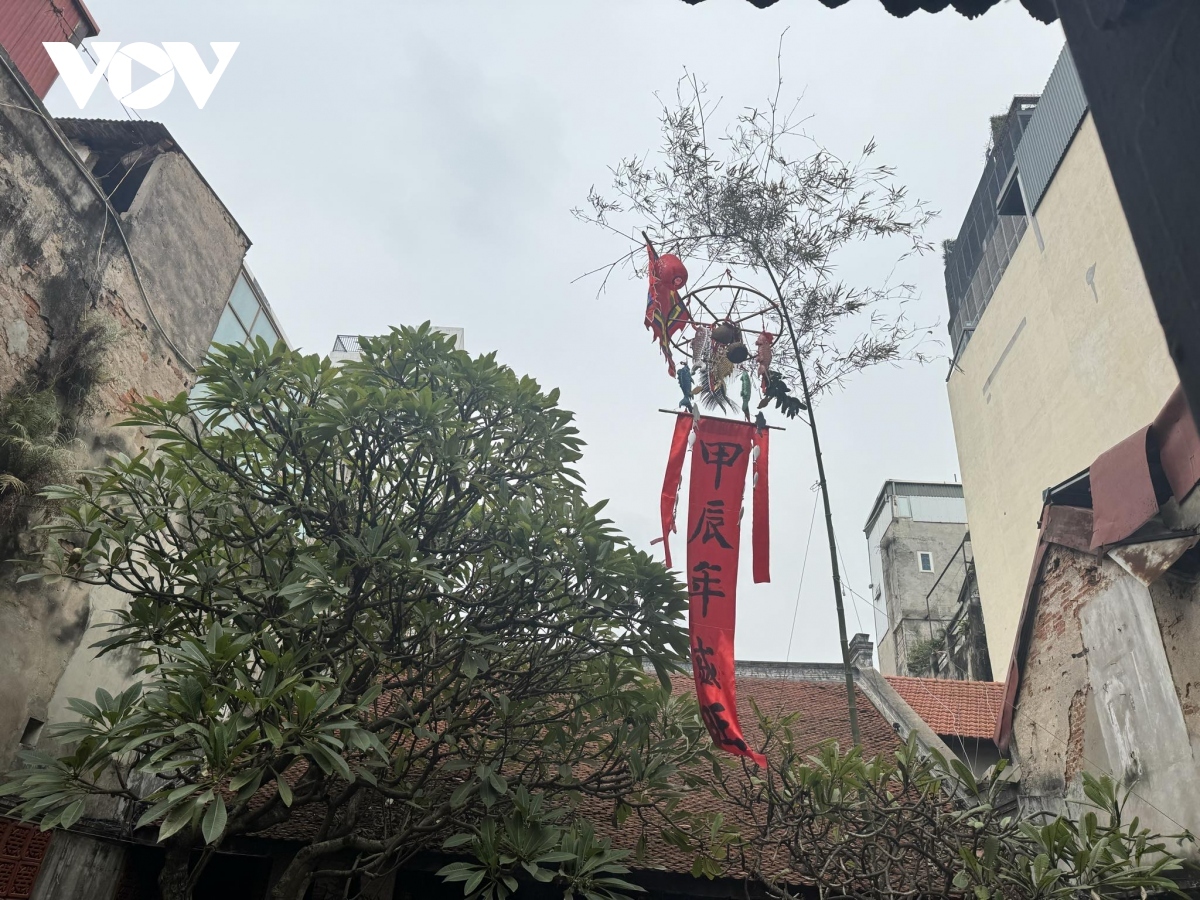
[1011,544,1200,844]
[1150,576,1200,791]
[1080,574,1200,836]
[0,63,248,769]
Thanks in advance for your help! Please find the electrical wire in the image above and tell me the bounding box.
[785,490,820,662]
[44,3,142,122]
[833,534,866,635]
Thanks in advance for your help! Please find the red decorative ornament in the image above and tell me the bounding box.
[645,243,690,376]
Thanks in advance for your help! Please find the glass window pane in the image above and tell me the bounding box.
[227,274,259,329]
[211,304,247,347]
[249,312,278,346]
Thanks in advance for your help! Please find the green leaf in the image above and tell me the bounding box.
[276,775,293,807]
[450,780,474,809]
[158,800,196,842]
[229,768,263,793]
[59,798,86,829]
[201,796,227,845]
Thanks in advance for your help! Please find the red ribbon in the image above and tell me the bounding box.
[659,413,693,569]
[686,417,767,768]
[752,428,770,584]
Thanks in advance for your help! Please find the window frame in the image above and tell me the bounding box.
[220,270,281,348]
[917,551,934,573]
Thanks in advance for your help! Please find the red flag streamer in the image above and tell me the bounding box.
[686,417,767,768]
[752,428,770,584]
[659,413,693,569]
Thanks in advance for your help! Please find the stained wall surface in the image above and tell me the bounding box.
[947,113,1179,672]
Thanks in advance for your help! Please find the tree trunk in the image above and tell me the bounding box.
[766,265,861,745]
[270,850,317,900]
[158,844,194,900]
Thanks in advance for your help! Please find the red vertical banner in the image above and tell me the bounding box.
[752,428,770,584]
[687,417,767,767]
[659,413,694,569]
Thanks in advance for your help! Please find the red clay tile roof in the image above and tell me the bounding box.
[884,676,1003,740]
[701,674,900,758]
[583,673,902,881]
[248,670,903,880]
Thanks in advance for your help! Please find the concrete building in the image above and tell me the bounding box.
[0,35,285,895]
[943,45,1179,671]
[0,0,98,101]
[330,329,465,365]
[996,385,1200,846]
[864,481,979,678]
[937,551,992,683]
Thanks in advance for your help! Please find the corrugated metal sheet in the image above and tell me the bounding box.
[1088,426,1159,549]
[892,482,964,500]
[907,495,968,525]
[0,0,99,100]
[1014,45,1089,214]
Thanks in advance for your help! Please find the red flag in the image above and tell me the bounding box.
[752,428,770,584]
[686,417,766,768]
[645,242,690,376]
[659,413,693,569]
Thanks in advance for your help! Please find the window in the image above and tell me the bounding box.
[20,717,44,747]
[918,552,934,573]
[191,270,284,416]
[208,272,280,351]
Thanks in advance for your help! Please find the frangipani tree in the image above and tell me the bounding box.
[3,327,710,900]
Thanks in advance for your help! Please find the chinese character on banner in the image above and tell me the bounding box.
[679,414,769,768]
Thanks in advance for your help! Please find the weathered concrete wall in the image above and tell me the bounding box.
[946,113,1180,672]
[0,62,248,770]
[1011,544,1200,844]
[120,151,245,368]
[879,517,968,676]
[28,830,124,900]
[1153,576,1200,774]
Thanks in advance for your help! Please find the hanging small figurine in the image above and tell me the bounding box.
[740,371,752,421]
[755,331,774,392]
[758,369,808,419]
[691,325,710,364]
[677,364,694,412]
[694,345,734,412]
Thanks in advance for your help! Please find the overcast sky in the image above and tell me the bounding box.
[45,0,1066,664]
